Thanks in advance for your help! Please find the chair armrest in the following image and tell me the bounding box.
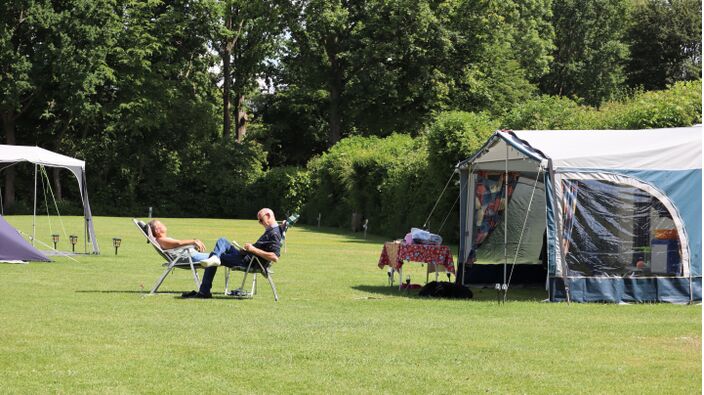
[164,244,197,258]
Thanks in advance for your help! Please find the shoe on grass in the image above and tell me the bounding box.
[181,290,212,299]
[227,288,252,298]
[199,255,221,268]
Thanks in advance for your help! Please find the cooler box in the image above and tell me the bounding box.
[650,239,680,275]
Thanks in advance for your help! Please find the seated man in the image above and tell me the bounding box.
[148,220,209,262]
[149,220,238,266]
[181,208,282,299]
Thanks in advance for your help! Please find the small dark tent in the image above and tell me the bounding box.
[0,215,50,262]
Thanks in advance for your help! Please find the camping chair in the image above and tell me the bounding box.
[223,214,298,301]
[133,218,201,295]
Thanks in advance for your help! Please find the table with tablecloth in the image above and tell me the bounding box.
[378,242,455,288]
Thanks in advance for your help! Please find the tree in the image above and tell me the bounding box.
[0,0,119,207]
[210,0,281,142]
[280,0,355,146]
[540,0,631,106]
[626,0,702,90]
[444,0,553,115]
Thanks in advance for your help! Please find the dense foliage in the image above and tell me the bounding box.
[1,0,701,237]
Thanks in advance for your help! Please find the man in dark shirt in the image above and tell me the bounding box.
[182,208,282,299]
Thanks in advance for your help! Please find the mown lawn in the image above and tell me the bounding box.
[0,216,701,394]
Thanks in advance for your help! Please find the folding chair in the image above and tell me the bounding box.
[223,214,298,301]
[133,218,201,295]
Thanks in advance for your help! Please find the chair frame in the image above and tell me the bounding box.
[224,255,279,301]
[133,218,201,295]
[223,219,292,301]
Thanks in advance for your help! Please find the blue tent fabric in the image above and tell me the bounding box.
[0,215,50,262]
[458,127,702,303]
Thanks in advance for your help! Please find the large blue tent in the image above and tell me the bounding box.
[457,126,701,303]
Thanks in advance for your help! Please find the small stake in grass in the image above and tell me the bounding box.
[495,283,501,304]
[69,235,78,252]
[51,234,59,249]
[317,212,321,227]
[112,238,122,255]
[363,219,368,239]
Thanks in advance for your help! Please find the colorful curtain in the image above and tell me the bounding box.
[467,171,519,263]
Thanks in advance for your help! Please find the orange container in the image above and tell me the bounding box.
[655,229,678,240]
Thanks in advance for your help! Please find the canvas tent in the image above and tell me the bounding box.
[0,145,99,254]
[0,214,50,262]
[457,126,701,303]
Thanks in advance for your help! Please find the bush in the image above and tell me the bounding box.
[501,80,702,131]
[303,134,423,234]
[592,80,702,129]
[248,166,310,218]
[151,141,268,218]
[501,95,586,130]
[424,111,498,177]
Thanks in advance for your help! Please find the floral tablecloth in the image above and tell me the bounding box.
[378,242,455,273]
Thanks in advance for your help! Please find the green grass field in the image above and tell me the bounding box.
[0,216,700,394]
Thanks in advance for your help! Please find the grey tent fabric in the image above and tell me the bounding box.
[0,215,50,262]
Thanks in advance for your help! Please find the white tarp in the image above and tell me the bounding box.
[0,145,86,192]
[510,126,702,171]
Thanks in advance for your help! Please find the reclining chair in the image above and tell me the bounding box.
[133,218,201,295]
[223,214,298,301]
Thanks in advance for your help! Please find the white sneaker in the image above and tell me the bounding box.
[199,255,221,268]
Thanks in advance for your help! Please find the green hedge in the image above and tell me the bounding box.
[503,80,702,130]
[302,135,422,233]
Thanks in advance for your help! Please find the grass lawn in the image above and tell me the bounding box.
[0,216,701,394]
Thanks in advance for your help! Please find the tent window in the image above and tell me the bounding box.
[563,179,681,277]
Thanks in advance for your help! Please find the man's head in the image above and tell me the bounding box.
[148,220,167,237]
[257,208,276,227]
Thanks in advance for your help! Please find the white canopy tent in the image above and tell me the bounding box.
[0,145,99,254]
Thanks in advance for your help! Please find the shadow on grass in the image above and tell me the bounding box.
[352,285,419,298]
[77,290,155,294]
[76,289,257,301]
[351,284,548,302]
[290,225,387,244]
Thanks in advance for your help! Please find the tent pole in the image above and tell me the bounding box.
[32,164,37,245]
[503,144,508,301]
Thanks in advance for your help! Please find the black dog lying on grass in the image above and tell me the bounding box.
[418,281,473,299]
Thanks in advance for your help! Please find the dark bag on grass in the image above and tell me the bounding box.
[419,281,473,299]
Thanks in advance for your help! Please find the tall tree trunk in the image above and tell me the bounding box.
[222,9,233,141]
[1,112,16,209]
[328,84,341,147]
[327,49,343,147]
[222,50,232,141]
[235,93,247,143]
